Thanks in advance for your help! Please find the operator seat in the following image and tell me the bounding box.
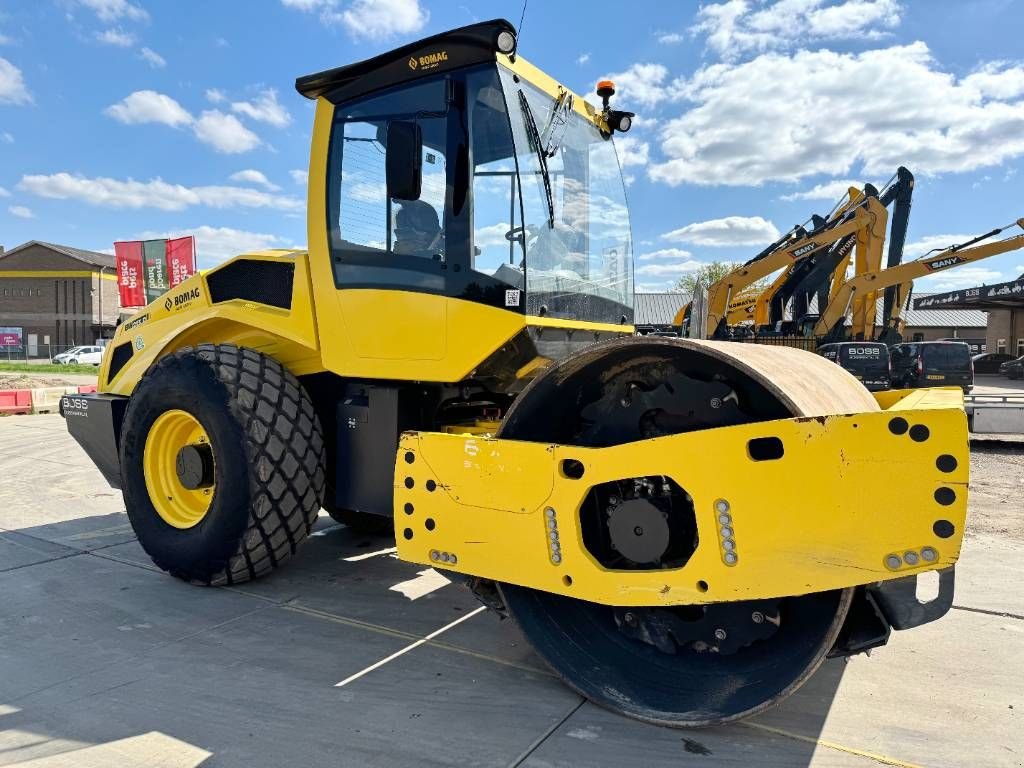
[394,200,442,259]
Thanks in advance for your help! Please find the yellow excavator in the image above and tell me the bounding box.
[61,20,969,727]
[756,168,916,337]
[816,218,1024,342]
[676,193,889,338]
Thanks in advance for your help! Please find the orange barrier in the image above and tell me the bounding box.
[0,389,32,415]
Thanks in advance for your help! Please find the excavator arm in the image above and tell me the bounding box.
[815,218,1024,339]
[705,197,888,338]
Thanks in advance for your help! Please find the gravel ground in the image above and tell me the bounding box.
[0,373,79,388]
[967,443,1024,540]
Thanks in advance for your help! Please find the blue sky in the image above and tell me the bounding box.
[1,0,1023,292]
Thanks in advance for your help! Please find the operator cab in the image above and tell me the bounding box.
[299,19,634,327]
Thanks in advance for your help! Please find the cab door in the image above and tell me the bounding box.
[322,76,453,366]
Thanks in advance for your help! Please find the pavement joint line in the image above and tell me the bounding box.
[282,602,554,677]
[506,697,587,768]
[0,550,85,574]
[951,604,1024,621]
[739,722,925,768]
[334,605,488,687]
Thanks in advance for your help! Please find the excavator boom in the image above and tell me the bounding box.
[815,218,1024,339]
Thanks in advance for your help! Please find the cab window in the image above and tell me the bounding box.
[327,77,449,290]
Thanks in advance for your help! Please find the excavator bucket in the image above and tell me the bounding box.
[395,339,967,726]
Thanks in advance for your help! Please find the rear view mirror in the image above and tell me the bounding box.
[386,121,422,201]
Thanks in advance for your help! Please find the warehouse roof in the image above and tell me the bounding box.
[634,291,987,328]
[0,240,115,268]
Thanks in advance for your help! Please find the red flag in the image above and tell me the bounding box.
[165,236,196,288]
[114,241,146,307]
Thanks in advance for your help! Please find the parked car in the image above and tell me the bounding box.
[971,352,1014,374]
[1001,356,1024,379]
[818,341,891,391]
[53,346,104,366]
[890,341,973,392]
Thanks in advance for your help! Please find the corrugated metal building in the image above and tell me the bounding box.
[634,291,987,343]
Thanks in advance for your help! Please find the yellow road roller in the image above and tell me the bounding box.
[63,19,969,727]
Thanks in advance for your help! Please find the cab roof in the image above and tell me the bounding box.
[295,19,515,105]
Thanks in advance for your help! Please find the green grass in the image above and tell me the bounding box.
[0,361,100,375]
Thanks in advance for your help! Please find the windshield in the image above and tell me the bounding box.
[496,65,633,324]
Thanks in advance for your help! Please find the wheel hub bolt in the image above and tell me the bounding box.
[714,628,727,640]
[751,611,764,624]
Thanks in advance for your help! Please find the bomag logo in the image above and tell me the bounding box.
[790,242,818,258]
[409,50,448,71]
[167,287,201,311]
[924,255,965,271]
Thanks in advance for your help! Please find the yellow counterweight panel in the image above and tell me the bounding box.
[395,388,967,607]
[100,250,323,395]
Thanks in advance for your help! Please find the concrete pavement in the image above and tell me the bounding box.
[0,415,1021,767]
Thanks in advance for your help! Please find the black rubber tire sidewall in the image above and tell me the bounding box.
[120,351,252,581]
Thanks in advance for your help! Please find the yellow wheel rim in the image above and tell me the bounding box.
[143,409,216,529]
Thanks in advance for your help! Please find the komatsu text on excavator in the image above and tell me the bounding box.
[62,20,970,727]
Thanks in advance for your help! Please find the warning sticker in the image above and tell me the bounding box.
[505,289,521,307]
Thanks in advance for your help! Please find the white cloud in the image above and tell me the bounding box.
[290,169,309,185]
[902,234,977,259]
[8,205,33,219]
[137,225,287,269]
[598,63,669,108]
[658,33,684,44]
[475,222,512,248]
[283,0,428,40]
[19,172,303,213]
[650,43,1024,186]
[615,136,650,168]
[193,110,261,153]
[78,0,148,23]
[636,260,706,277]
[0,131,12,144]
[205,88,226,103]
[662,216,780,246]
[231,88,291,128]
[0,57,31,105]
[0,32,12,45]
[917,266,1006,291]
[96,27,135,46]
[0,186,9,197]
[104,92,262,153]
[780,179,861,202]
[105,90,192,127]
[229,169,281,190]
[692,0,902,60]
[577,53,590,65]
[638,247,694,261]
[139,47,166,68]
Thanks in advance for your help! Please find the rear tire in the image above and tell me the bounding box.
[119,344,326,584]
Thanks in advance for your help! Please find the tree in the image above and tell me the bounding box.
[674,261,739,294]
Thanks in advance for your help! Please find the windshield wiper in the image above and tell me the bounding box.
[518,90,554,229]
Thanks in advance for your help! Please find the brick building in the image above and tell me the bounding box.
[0,241,119,354]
